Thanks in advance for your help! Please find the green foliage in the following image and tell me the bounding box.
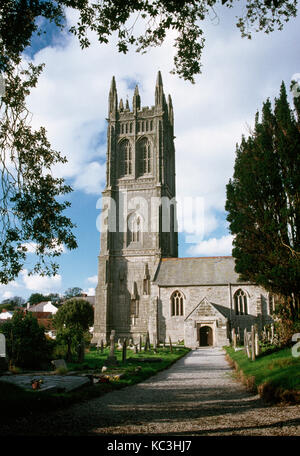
[0,58,77,284]
[53,299,94,361]
[0,296,25,309]
[0,1,298,82]
[225,346,300,402]
[64,287,83,299]
[0,310,54,368]
[226,82,300,320]
[28,293,50,306]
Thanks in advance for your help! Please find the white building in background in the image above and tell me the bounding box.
[0,310,13,320]
[27,301,58,314]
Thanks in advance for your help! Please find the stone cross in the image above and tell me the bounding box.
[107,330,118,365]
[0,333,6,358]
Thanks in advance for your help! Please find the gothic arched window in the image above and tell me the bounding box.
[119,140,132,177]
[137,138,152,175]
[234,289,248,315]
[171,290,184,316]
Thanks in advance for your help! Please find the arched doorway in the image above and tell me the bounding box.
[199,326,213,347]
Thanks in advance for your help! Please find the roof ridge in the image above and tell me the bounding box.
[162,256,233,261]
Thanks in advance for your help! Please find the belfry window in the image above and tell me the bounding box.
[234,289,248,315]
[138,138,152,175]
[171,291,184,316]
[119,140,132,177]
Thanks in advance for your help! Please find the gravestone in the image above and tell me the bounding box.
[169,336,173,353]
[251,325,256,361]
[122,338,127,363]
[51,359,67,370]
[0,334,5,358]
[106,330,117,365]
[231,328,236,349]
[255,331,260,356]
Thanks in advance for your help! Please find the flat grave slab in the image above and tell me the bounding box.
[0,374,90,393]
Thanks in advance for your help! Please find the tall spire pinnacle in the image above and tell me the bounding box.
[155,71,165,107]
[168,94,174,129]
[132,84,141,111]
[156,70,163,88]
[108,75,118,117]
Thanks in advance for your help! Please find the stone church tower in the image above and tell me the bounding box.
[93,72,178,343]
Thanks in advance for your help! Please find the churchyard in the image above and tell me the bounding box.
[0,330,189,423]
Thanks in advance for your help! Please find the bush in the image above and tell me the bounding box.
[0,310,54,369]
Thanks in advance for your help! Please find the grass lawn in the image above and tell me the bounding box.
[225,346,300,403]
[0,345,190,423]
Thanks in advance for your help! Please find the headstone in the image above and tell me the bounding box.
[51,359,67,370]
[169,336,173,353]
[244,329,250,359]
[251,325,256,361]
[107,330,117,365]
[231,328,236,349]
[270,324,274,344]
[0,334,5,358]
[122,338,127,363]
[78,339,85,363]
[255,331,260,356]
[144,333,150,352]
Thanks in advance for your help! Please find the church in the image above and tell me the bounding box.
[92,72,273,348]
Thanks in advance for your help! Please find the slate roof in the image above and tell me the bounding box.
[153,256,244,286]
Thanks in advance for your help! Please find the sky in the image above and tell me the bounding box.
[1,3,300,302]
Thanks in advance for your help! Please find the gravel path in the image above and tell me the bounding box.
[2,348,300,436]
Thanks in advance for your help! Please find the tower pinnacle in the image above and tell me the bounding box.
[155,71,165,107]
[133,84,141,111]
[108,76,118,117]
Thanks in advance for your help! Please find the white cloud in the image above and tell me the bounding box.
[84,287,95,296]
[87,275,98,285]
[20,3,300,263]
[21,269,62,294]
[22,241,67,255]
[2,291,13,299]
[187,235,234,257]
[73,161,106,195]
